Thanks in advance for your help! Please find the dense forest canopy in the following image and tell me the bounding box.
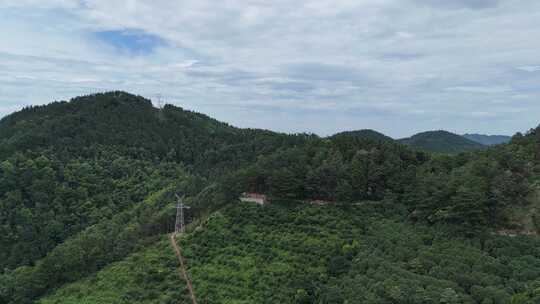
[1,92,540,304]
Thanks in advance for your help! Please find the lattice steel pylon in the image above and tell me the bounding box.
[156,93,164,109]
[174,194,190,234]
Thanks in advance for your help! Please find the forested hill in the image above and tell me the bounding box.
[399,130,486,153]
[0,91,310,175]
[330,129,394,142]
[463,133,512,146]
[0,92,311,297]
[2,91,540,304]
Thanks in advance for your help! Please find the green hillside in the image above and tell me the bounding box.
[399,130,486,153]
[41,202,540,304]
[39,238,188,304]
[0,92,306,303]
[1,92,540,304]
[0,91,309,175]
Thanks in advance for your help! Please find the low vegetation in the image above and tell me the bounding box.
[41,202,540,304]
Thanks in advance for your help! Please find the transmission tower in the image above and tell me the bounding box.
[175,194,190,234]
[156,93,164,109]
[155,93,165,121]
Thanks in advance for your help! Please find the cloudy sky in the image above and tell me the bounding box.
[1,0,540,137]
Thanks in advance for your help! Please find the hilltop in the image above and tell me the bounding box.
[330,129,394,142]
[0,91,307,174]
[399,130,485,153]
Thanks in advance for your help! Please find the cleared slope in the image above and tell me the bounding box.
[170,233,198,304]
[39,238,190,304]
[40,202,540,304]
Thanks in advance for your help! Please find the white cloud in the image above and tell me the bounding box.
[1,0,540,137]
[0,0,78,9]
[445,86,512,94]
[517,65,540,72]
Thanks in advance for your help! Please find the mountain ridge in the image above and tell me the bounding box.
[398,130,485,153]
[462,133,512,146]
[2,91,540,304]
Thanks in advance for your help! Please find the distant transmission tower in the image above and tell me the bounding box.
[156,93,164,109]
[155,93,165,121]
[175,194,190,234]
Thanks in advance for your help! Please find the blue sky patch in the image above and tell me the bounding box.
[93,29,167,55]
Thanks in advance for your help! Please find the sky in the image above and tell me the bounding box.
[1,0,540,137]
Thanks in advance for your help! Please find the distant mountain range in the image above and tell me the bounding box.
[332,129,511,153]
[398,130,485,153]
[462,133,512,146]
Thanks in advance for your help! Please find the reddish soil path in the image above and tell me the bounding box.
[170,233,198,304]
